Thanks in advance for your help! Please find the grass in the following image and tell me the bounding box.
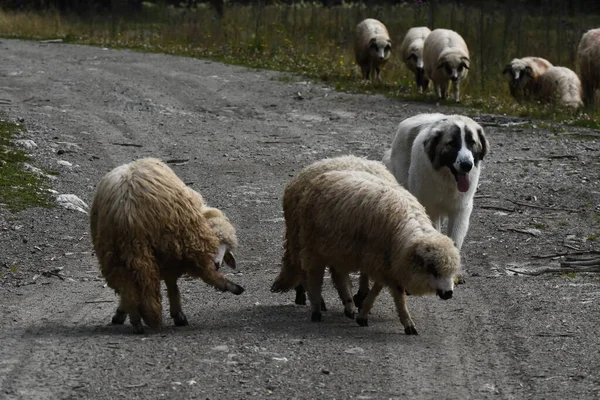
[0,2,598,126]
[0,120,54,212]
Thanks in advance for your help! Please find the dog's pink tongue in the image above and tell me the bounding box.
[457,173,470,193]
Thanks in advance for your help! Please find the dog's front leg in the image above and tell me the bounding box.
[447,203,473,251]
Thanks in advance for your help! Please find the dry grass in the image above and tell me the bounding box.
[0,1,598,126]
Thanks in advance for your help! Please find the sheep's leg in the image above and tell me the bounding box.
[390,286,417,335]
[434,83,442,100]
[440,82,449,100]
[294,284,307,305]
[303,254,326,322]
[452,80,461,102]
[111,301,127,325]
[356,282,383,327]
[353,272,370,310]
[329,268,355,319]
[165,276,188,327]
[118,289,145,334]
[422,77,430,92]
[375,67,382,82]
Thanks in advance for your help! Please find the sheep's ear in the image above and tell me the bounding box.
[223,251,237,269]
[213,243,228,270]
[524,65,533,77]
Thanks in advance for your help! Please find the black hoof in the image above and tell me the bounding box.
[172,312,189,327]
[311,311,322,322]
[344,309,355,320]
[404,326,418,335]
[320,299,327,312]
[353,292,365,310]
[356,316,368,327]
[111,313,127,325]
[132,322,144,334]
[294,291,307,306]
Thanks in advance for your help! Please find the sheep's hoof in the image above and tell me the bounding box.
[404,326,418,335]
[294,290,307,306]
[311,311,322,322]
[172,312,189,327]
[344,309,355,320]
[320,299,327,312]
[131,322,145,334]
[111,313,127,325]
[353,292,366,310]
[356,316,368,327]
[230,284,245,295]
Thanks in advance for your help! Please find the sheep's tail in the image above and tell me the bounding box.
[127,252,163,330]
[271,238,302,293]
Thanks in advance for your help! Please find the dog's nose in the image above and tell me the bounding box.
[459,160,473,172]
[436,289,453,300]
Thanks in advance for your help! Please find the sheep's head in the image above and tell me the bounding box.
[369,36,392,62]
[203,207,238,270]
[503,60,534,90]
[406,45,426,87]
[402,234,461,300]
[437,53,470,82]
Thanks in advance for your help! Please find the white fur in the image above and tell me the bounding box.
[383,113,488,251]
[399,26,432,92]
[577,28,600,108]
[354,18,392,82]
[536,66,583,109]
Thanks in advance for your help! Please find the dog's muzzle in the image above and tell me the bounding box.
[437,289,453,300]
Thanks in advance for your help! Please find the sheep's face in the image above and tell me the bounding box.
[369,37,392,62]
[203,207,238,270]
[403,236,461,300]
[437,55,470,82]
[503,63,533,89]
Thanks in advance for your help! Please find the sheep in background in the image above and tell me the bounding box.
[90,158,244,334]
[354,18,392,82]
[534,66,583,109]
[400,27,432,93]
[577,28,600,108]
[271,155,397,315]
[423,28,470,102]
[285,169,461,335]
[502,57,553,101]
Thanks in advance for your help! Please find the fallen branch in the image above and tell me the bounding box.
[531,250,600,259]
[507,265,600,276]
[165,158,189,164]
[561,258,600,267]
[506,199,579,213]
[480,205,515,212]
[503,227,540,236]
[84,299,115,304]
[110,142,143,148]
[547,154,578,159]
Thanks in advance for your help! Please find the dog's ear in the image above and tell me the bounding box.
[475,127,489,161]
[423,129,443,166]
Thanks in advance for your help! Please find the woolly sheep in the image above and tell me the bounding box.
[283,168,461,335]
[399,27,432,93]
[534,66,583,109]
[423,28,470,102]
[577,28,600,108]
[502,57,553,101]
[354,18,392,82]
[271,155,397,313]
[90,157,244,334]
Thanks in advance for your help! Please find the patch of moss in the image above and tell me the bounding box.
[0,120,54,212]
[587,234,599,241]
[560,272,577,278]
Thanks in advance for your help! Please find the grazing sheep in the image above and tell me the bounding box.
[287,169,461,335]
[577,28,600,108]
[534,66,583,108]
[400,26,432,93]
[423,28,470,102]
[271,155,396,313]
[90,158,244,334]
[354,18,392,82]
[502,57,553,101]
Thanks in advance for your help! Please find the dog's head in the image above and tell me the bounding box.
[423,116,489,193]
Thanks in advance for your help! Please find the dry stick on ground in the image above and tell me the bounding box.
[561,258,600,267]
[506,265,600,276]
[480,205,516,212]
[531,250,600,259]
[110,142,143,148]
[506,199,580,213]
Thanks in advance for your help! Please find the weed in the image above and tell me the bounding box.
[531,223,547,229]
[560,272,577,279]
[8,265,18,273]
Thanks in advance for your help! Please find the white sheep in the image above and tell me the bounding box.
[399,26,432,93]
[283,168,461,335]
[502,57,553,101]
[90,158,244,334]
[577,28,600,108]
[534,66,583,109]
[271,155,397,313]
[354,18,392,82]
[423,28,470,102]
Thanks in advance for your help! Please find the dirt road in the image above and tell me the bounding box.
[0,39,599,399]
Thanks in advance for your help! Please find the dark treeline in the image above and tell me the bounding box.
[1,0,600,16]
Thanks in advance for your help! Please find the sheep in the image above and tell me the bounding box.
[577,28,600,108]
[399,26,432,93]
[271,155,397,314]
[283,168,461,335]
[354,18,392,82]
[534,66,583,109]
[90,157,244,334]
[423,28,470,102]
[502,57,553,101]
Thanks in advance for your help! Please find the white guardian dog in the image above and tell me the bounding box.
[382,113,489,251]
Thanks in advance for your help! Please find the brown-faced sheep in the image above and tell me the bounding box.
[577,28,600,108]
[423,28,470,102]
[289,169,461,335]
[400,26,432,93]
[271,155,397,314]
[502,57,553,101]
[354,18,392,82]
[534,66,583,109]
[90,158,244,334]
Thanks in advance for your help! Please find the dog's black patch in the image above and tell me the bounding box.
[465,126,488,165]
[430,123,461,172]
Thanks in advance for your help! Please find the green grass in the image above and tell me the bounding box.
[0,120,54,212]
[560,272,577,279]
[0,2,598,125]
